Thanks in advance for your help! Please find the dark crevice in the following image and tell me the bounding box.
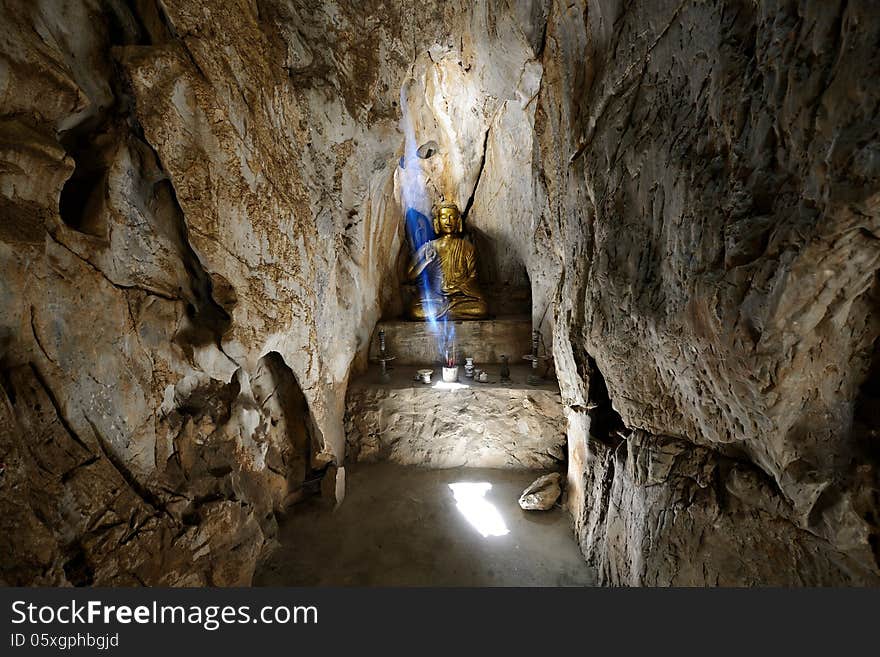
[58,158,110,237]
[56,102,120,237]
[83,415,172,521]
[416,140,439,159]
[62,543,94,587]
[868,532,880,570]
[584,353,626,447]
[462,125,491,220]
[853,323,880,462]
[55,3,133,236]
[533,3,550,58]
[146,0,179,42]
[0,367,15,404]
[87,519,125,538]
[60,455,101,483]
[28,363,93,456]
[852,273,880,567]
[256,352,318,497]
[30,306,57,367]
[171,215,233,350]
[106,0,166,47]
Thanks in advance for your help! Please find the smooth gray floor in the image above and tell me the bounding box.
[255,463,597,586]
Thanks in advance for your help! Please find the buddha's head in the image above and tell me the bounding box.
[434,202,463,235]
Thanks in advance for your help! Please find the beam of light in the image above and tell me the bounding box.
[432,381,470,391]
[399,85,455,363]
[399,85,430,229]
[448,482,510,538]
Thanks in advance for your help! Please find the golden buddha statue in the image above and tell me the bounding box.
[406,202,489,320]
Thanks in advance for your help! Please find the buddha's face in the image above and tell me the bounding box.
[437,206,461,235]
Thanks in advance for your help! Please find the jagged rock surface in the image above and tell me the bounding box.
[0,0,551,586]
[539,0,880,584]
[1,0,878,586]
[577,431,876,586]
[0,0,421,585]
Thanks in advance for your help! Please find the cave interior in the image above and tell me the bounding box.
[1,0,879,587]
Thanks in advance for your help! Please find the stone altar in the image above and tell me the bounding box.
[368,316,532,365]
[345,365,565,469]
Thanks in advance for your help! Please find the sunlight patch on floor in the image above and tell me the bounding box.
[448,482,510,538]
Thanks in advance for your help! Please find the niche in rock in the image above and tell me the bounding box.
[583,352,626,446]
[388,209,531,320]
[58,130,115,237]
[251,352,323,506]
[416,141,439,159]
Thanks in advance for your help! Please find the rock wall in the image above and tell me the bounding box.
[0,0,434,585]
[2,0,878,585]
[539,0,880,584]
[1,0,331,584]
[0,0,550,586]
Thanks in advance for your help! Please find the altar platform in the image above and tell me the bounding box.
[368,315,532,365]
[345,364,564,469]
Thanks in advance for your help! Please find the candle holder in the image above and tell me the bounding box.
[464,357,475,379]
[522,331,547,385]
[373,328,396,382]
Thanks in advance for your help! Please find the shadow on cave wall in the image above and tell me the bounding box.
[470,226,531,317]
[0,0,339,585]
[853,272,880,569]
[252,352,319,503]
[583,352,626,447]
[54,0,231,352]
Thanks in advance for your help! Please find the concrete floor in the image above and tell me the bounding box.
[255,463,596,586]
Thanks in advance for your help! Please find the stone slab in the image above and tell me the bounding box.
[345,365,565,469]
[369,316,532,365]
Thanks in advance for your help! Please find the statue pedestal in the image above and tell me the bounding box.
[345,364,564,469]
[369,315,532,365]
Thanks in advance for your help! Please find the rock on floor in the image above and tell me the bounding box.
[519,473,563,511]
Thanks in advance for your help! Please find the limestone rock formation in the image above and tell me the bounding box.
[540,0,880,585]
[0,0,411,585]
[519,472,563,511]
[2,0,878,586]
